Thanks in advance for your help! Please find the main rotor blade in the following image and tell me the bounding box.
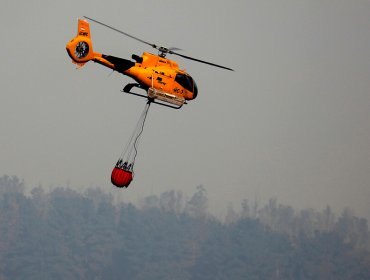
[168,47,182,52]
[171,51,234,71]
[84,16,233,71]
[84,16,157,49]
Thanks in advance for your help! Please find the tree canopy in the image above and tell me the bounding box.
[0,175,369,279]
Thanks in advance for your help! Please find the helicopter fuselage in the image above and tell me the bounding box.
[100,52,197,100]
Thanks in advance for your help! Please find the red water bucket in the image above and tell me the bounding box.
[111,167,133,188]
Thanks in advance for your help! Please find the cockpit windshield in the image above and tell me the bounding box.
[175,73,197,95]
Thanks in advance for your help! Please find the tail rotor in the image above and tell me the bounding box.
[66,19,95,67]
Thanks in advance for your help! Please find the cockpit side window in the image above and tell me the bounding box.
[175,73,194,92]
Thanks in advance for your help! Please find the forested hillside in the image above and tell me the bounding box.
[1,175,370,279]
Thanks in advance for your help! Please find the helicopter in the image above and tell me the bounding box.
[66,16,233,109]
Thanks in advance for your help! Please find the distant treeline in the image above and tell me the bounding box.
[1,175,370,279]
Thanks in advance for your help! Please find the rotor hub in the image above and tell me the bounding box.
[158,46,170,57]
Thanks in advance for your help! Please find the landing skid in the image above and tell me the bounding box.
[122,83,185,109]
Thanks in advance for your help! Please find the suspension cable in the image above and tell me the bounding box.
[132,101,151,168]
[116,101,151,171]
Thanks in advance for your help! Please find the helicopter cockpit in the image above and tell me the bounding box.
[175,73,198,98]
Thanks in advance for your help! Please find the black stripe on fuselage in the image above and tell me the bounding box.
[99,55,135,72]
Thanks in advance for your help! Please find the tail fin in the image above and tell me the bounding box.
[77,18,91,38]
[66,19,95,67]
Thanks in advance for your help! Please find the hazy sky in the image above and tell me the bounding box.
[1,0,370,218]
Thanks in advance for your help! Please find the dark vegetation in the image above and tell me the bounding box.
[1,175,370,279]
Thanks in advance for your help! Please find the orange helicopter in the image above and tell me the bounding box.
[66,17,233,109]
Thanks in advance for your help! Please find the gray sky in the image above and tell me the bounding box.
[1,0,370,218]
